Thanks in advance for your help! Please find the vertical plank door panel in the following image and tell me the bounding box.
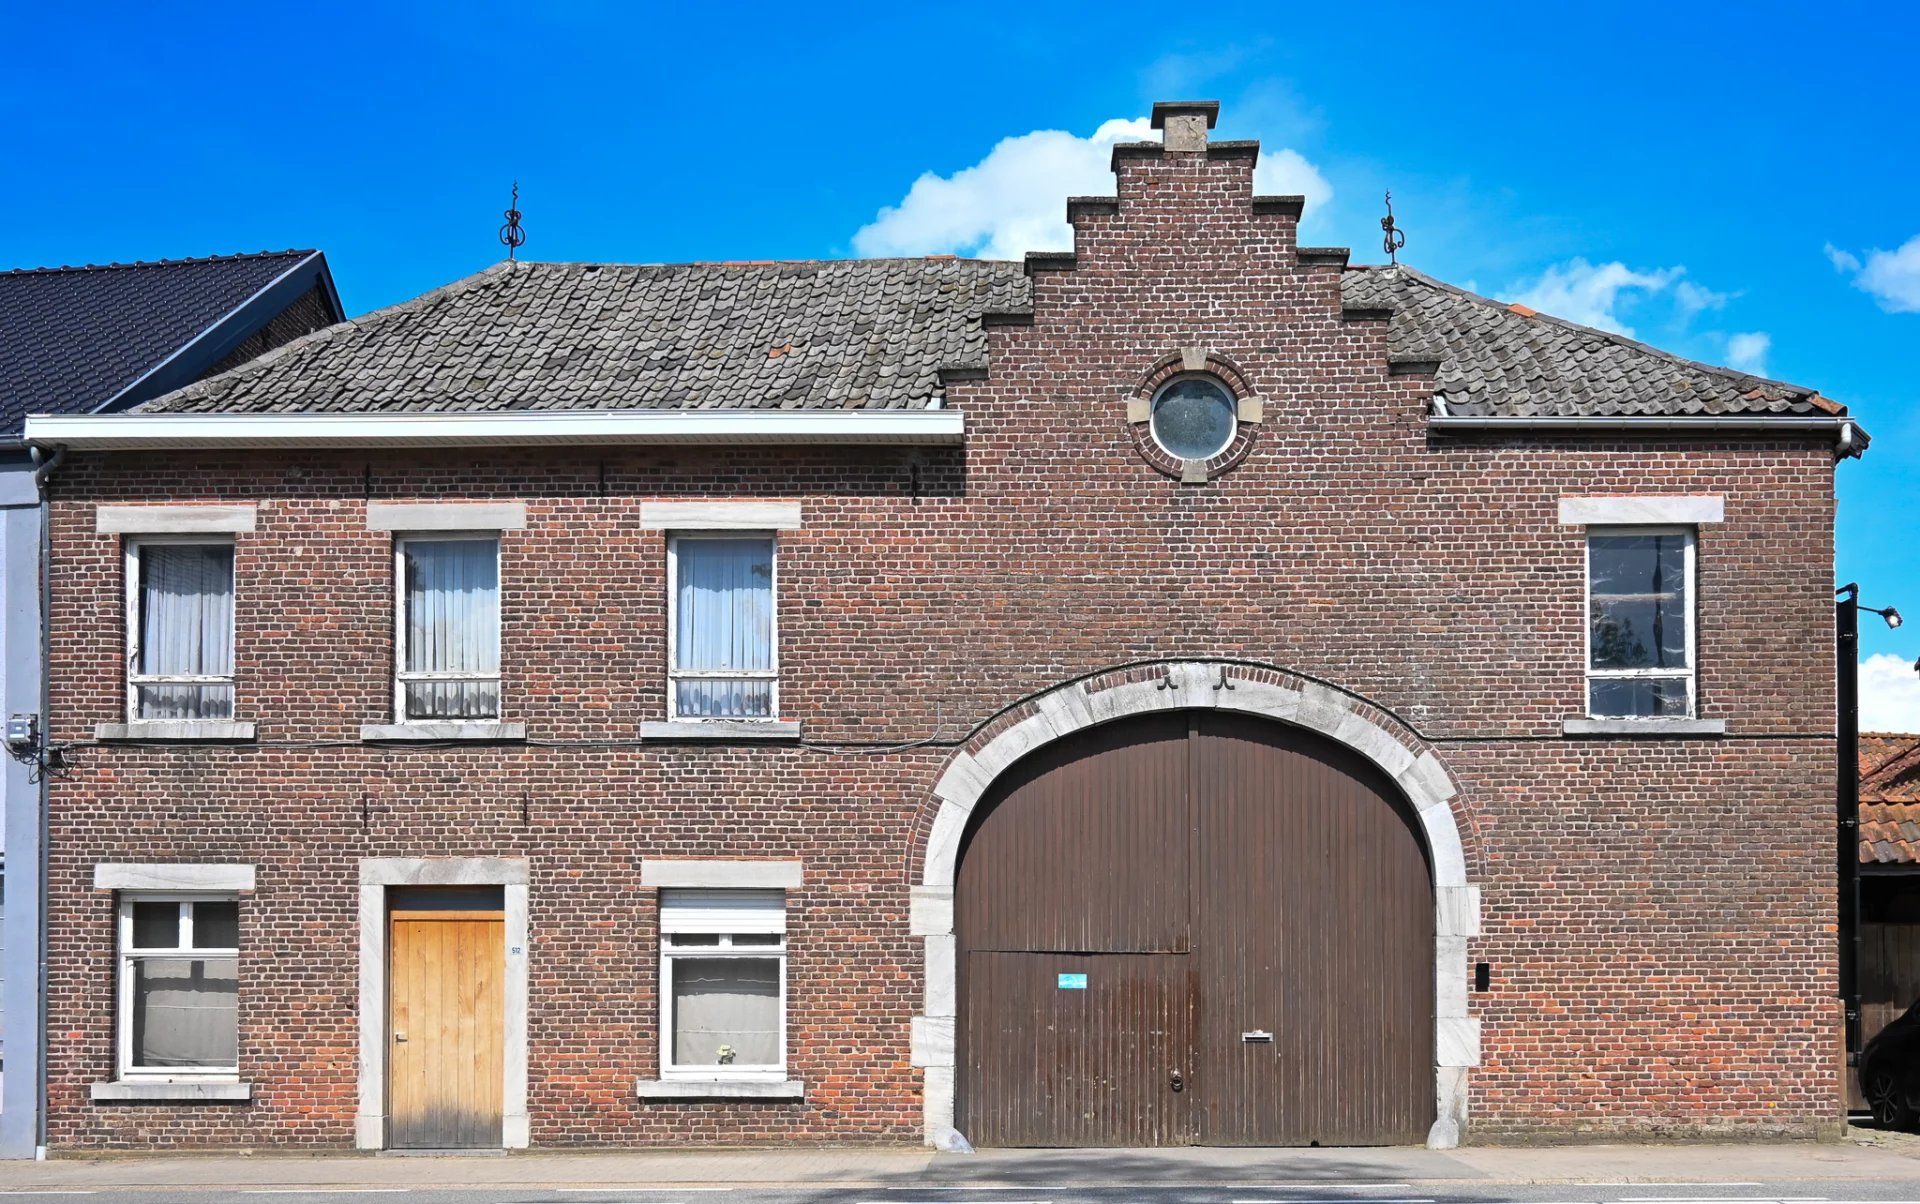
[957,713,1192,953]
[387,911,505,1149]
[1193,714,1434,1145]
[962,951,1194,1146]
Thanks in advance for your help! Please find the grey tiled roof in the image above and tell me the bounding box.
[0,251,320,433]
[1347,264,1837,417]
[136,257,1838,420]
[141,259,1030,414]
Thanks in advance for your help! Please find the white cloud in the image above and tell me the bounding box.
[1255,148,1333,220]
[1726,331,1771,375]
[1861,652,1920,733]
[1503,259,1684,337]
[1673,280,1730,323]
[1827,235,1920,314]
[852,117,1332,262]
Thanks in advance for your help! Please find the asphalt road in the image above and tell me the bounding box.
[22,1179,1920,1204]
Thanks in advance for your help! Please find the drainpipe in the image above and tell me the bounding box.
[1837,583,1862,1060]
[25,443,61,1158]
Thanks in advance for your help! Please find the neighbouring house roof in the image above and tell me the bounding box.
[1345,265,1840,419]
[1862,733,1920,865]
[128,257,1845,422]
[138,259,1027,415]
[0,250,341,435]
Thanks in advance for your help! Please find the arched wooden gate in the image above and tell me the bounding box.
[955,711,1435,1146]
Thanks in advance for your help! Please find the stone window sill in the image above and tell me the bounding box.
[634,1077,804,1100]
[95,721,256,743]
[360,722,527,742]
[1561,717,1727,738]
[91,1079,252,1102]
[641,720,802,741]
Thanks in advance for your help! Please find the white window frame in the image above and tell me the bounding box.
[665,532,779,722]
[124,536,238,724]
[393,531,502,723]
[116,893,240,1081]
[1584,525,1697,719]
[658,890,787,1082]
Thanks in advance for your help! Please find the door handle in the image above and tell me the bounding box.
[1170,1068,1184,1092]
[394,1031,408,1043]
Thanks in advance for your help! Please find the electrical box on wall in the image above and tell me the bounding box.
[5,714,37,750]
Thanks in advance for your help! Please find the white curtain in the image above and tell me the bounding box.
[136,544,234,720]
[403,539,500,719]
[131,957,238,1068]
[671,957,780,1066]
[674,539,773,718]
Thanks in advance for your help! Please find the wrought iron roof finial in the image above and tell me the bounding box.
[1381,190,1406,265]
[499,181,526,261]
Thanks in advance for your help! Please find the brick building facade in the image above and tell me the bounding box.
[26,102,1859,1150]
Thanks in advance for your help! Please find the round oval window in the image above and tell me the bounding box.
[1149,375,1238,462]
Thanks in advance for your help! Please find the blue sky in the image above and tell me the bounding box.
[12,1,1919,721]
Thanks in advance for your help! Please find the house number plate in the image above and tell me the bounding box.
[1057,973,1089,990]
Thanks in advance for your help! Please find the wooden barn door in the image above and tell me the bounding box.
[387,888,505,1149]
[1191,715,1435,1145]
[956,711,1434,1147]
[957,714,1195,1146]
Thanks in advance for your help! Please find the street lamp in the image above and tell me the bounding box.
[1865,604,1903,630]
[1836,584,1907,1061]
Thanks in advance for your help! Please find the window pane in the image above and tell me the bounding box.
[1589,676,1691,717]
[671,957,779,1067]
[135,544,234,721]
[1150,376,1237,461]
[674,539,773,676]
[667,933,721,947]
[730,932,781,946]
[131,901,180,949]
[403,539,500,677]
[131,957,237,1068]
[673,679,773,720]
[1589,534,1689,671]
[135,682,234,721]
[192,901,239,949]
[402,679,500,721]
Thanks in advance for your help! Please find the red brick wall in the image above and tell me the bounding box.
[41,139,1843,1147]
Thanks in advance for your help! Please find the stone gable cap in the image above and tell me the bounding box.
[1150,100,1220,129]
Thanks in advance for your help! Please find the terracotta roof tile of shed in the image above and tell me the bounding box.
[1861,733,1920,865]
[133,257,1841,421]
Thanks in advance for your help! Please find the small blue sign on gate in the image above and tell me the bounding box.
[1056,972,1089,990]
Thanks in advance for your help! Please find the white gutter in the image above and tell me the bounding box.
[21,409,967,451]
[1429,414,1863,454]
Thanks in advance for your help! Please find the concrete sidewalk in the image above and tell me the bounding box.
[0,1136,1916,1192]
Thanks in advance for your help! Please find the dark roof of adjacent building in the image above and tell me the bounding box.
[1862,733,1920,865]
[0,250,341,434]
[132,256,1842,420]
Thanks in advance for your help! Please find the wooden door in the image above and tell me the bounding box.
[962,952,1194,1146]
[957,715,1194,1146]
[1192,714,1434,1145]
[955,711,1435,1147]
[388,901,505,1149]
